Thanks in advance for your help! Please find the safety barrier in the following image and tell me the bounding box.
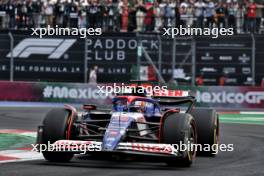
[0,81,264,109]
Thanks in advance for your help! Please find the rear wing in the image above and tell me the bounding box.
[152,90,196,113]
[153,96,195,105]
[153,90,190,97]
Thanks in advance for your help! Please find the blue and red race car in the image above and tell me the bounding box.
[36,84,219,167]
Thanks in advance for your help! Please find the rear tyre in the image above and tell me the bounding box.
[41,108,74,162]
[161,113,197,167]
[190,108,219,156]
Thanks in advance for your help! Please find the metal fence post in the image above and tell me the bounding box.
[142,47,165,84]
[84,38,88,83]
[158,35,162,74]
[172,37,176,80]
[136,32,142,80]
[251,34,255,86]
[191,39,196,86]
[8,32,14,82]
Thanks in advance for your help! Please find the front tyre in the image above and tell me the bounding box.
[161,113,197,167]
[41,108,74,162]
[190,108,219,156]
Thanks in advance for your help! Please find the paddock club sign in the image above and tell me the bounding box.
[85,37,160,62]
[84,34,172,82]
[0,32,168,82]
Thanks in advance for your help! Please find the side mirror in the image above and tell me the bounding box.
[83,104,96,111]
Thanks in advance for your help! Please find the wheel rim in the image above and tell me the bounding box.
[187,120,197,161]
[215,117,220,145]
[212,117,220,152]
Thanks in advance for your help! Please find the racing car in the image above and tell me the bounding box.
[36,84,219,167]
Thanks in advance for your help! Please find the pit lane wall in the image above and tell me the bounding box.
[0,81,264,109]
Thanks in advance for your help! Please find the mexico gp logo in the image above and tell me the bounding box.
[197,91,264,104]
[6,38,76,59]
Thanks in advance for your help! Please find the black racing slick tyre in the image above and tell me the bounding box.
[41,108,74,162]
[190,108,219,156]
[161,113,197,167]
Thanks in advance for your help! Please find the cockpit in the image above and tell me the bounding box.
[112,97,161,118]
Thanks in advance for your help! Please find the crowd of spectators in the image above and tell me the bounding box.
[0,0,264,33]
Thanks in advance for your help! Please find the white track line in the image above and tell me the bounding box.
[240,111,264,115]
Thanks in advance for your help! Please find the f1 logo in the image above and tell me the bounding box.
[6,38,76,59]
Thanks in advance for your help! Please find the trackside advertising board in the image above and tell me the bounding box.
[1,31,264,85]
[188,86,264,109]
[0,81,264,109]
[0,81,111,105]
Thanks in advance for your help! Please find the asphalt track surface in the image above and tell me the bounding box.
[0,107,264,176]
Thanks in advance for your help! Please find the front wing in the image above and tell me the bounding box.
[38,140,182,158]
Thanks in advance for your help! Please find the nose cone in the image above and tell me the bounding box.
[102,129,123,150]
[102,113,134,151]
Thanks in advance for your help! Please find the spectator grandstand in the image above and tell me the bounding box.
[0,0,263,34]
